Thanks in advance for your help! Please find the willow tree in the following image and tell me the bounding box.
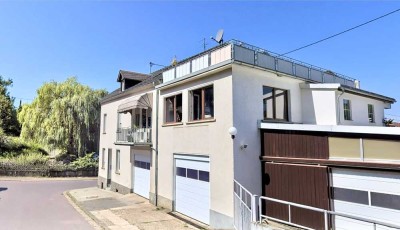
[18,77,107,157]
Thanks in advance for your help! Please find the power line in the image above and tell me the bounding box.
[279,8,400,57]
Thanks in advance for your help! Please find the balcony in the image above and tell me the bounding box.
[161,40,357,88]
[116,127,152,145]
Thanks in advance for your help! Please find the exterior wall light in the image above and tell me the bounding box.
[228,127,237,139]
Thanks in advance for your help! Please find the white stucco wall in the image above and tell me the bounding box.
[301,88,338,125]
[98,99,131,188]
[157,68,234,226]
[231,64,304,196]
[301,84,389,126]
[338,92,386,126]
[98,85,155,191]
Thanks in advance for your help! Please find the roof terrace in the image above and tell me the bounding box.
[160,40,358,88]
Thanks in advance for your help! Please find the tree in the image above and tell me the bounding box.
[18,77,107,157]
[383,117,394,127]
[0,76,20,136]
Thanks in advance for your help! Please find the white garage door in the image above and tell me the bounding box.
[133,154,150,199]
[331,168,400,230]
[175,155,210,224]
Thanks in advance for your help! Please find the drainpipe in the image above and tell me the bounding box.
[154,89,160,206]
[336,87,345,124]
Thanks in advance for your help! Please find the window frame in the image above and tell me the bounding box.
[343,99,352,121]
[115,149,120,174]
[164,94,183,124]
[101,148,105,169]
[262,86,289,121]
[103,113,107,134]
[368,104,375,123]
[189,85,214,121]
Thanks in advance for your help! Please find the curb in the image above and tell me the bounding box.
[0,176,97,182]
[64,191,107,230]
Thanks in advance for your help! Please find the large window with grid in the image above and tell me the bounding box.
[368,104,375,123]
[343,99,352,121]
[165,94,182,123]
[190,85,214,121]
[263,86,288,121]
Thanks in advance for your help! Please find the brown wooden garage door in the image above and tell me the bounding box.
[263,162,330,230]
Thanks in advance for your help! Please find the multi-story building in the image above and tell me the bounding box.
[98,40,398,229]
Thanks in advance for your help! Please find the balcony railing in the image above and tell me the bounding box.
[116,127,152,144]
[162,40,358,88]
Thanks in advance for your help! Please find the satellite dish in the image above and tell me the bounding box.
[211,29,224,44]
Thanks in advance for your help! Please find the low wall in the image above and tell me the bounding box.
[0,169,98,177]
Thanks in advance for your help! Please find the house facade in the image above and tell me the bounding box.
[97,40,398,229]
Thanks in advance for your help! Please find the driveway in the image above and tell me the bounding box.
[0,178,97,230]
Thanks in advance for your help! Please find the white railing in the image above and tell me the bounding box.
[116,127,152,144]
[233,180,258,230]
[233,180,400,230]
[258,196,400,230]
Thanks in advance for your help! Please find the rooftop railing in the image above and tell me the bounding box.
[162,40,357,88]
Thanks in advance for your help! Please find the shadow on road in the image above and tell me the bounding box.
[0,187,8,192]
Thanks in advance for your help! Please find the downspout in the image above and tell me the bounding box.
[336,87,345,124]
[154,88,159,206]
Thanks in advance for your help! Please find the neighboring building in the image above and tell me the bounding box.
[98,40,398,229]
[98,70,159,197]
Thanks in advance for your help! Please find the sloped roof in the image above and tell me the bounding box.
[117,70,150,82]
[101,74,162,104]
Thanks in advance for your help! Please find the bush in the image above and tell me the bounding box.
[0,152,48,169]
[69,153,98,170]
[0,135,47,157]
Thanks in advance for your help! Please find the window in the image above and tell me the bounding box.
[371,192,400,210]
[190,85,214,121]
[117,113,121,130]
[101,148,105,169]
[262,86,288,121]
[332,187,369,205]
[343,99,352,120]
[142,109,147,128]
[165,94,182,123]
[368,104,375,123]
[115,150,120,173]
[103,114,107,133]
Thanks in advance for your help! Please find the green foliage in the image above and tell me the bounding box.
[18,77,107,157]
[0,135,47,156]
[0,152,48,166]
[383,117,394,127]
[68,152,98,170]
[0,76,20,136]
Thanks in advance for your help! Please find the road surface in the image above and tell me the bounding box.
[0,178,97,230]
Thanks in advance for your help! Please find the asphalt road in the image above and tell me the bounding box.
[0,178,97,230]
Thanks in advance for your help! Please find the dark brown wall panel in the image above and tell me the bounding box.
[263,130,329,159]
[263,162,330,230]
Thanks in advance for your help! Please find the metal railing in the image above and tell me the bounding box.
[234,180,258,230]
[162,40,358,88]
[116,127,152,144]
[259,196,400,230]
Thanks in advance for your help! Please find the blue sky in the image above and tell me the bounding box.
[1,1,400,119]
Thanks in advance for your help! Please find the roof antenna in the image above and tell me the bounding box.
[149,62,166,73]
[210,29,224,45]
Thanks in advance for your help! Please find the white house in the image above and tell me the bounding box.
[98,40,397,229]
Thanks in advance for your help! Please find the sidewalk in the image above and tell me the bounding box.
[66,187,205,230]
